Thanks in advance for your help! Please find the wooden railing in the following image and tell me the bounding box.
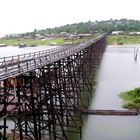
[0,33,106,81]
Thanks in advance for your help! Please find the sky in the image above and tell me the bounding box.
[0,0,140,36]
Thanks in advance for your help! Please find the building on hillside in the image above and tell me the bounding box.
[35,34,46,39]
[5,34,22,39]
[55,32,68,38]
[136,32,140,35]
[111,31,124,35]
[129,32,140,36]
[78,34,92,38]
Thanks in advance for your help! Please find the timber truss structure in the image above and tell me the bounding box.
[0,34,107,140]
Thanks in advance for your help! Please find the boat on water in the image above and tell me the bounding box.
[0,44,7,47]
[30,44,37,47]
[19,43,27,48]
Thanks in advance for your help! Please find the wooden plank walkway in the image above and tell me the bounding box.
[79,109,138,116]
[0,33,106,81]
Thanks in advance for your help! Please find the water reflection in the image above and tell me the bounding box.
[82,45,140,140]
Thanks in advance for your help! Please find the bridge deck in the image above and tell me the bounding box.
[0,34,106,81]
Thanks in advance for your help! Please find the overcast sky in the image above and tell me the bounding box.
[0,0,140,36]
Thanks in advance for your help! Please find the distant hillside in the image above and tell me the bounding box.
[5,19,140,38]
[31,19,140,34]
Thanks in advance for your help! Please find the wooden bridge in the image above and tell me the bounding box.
[0,33,107,140]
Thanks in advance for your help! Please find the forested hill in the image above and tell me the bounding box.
[31,19,140,35]
[11,19,140,37]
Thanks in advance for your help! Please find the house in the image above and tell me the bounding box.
[78,34,92,38]
[129,32,140,36]
[111,31,124,35]
[35,34,45,39]
[136,32,140,35]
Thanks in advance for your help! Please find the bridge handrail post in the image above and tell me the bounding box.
[17,55,20,73]
[34,53,37,69]
[3,57,7,75]
[26,53,31,70]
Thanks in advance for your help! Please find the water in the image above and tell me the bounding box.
[82,45,140,140]
[1,45,140,140]
[0,45,59,57]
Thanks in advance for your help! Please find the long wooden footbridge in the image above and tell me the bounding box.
[0,33,107,140]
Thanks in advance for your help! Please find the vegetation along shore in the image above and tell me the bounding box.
[1,35,140,46]
[119,87,140,111]
[107,35,140,45]
[0,34,99,46]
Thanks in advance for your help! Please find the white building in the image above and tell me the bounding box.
[129,32,140,36]
[111,31,124,35]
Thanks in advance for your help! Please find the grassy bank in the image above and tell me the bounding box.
[0,34,100,46]
[107,35,140,44]
[119,87,140,110]
[2,35,140,46]
[0,38,80,46]
[0,36,98,46]
[0,38,66,46]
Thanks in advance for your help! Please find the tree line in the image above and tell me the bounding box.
[16,19,140,37]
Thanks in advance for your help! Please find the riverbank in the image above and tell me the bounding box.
[119,87,140,110]
[0,36,96,46]
[0,38,79,46]
[107,35,140,45]
[2,35,140,46]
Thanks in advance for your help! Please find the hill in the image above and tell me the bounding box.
[18,19,140,37]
